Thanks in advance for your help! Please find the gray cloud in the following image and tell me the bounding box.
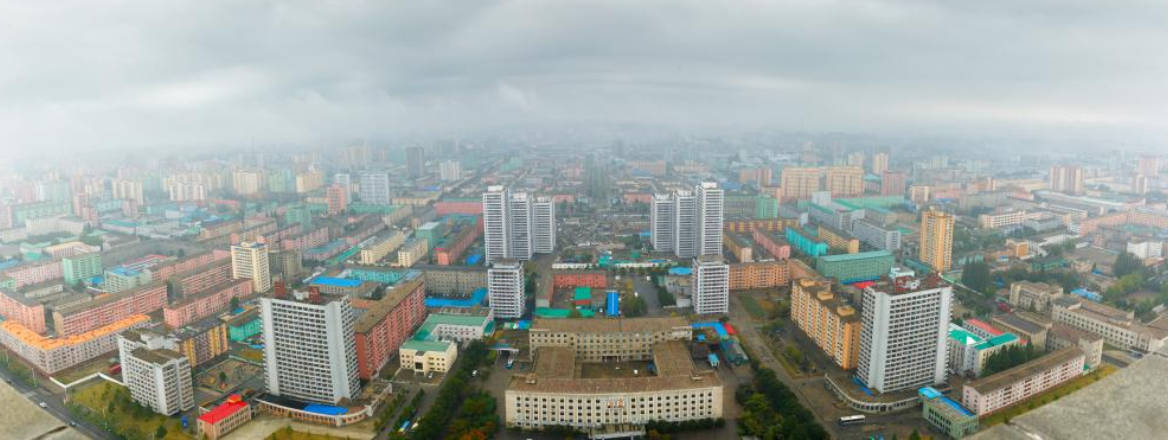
[1,0,1166,153]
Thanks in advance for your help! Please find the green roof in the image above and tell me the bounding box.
[401,339,453,352]
[534,307,596,318]
[949,327,985,346]
[574,287,592,301]
[976,333,1019,350]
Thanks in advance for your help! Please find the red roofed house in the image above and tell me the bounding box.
[197,394,251,440]
[963,318,1004,340]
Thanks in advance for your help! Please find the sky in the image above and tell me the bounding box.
[1,0,1167,153]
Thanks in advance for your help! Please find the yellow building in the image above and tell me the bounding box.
[920,209,955,272]
[825,166,865,197]
[780,167,822,201]
[817,225,861,254]
[790,279,860,369]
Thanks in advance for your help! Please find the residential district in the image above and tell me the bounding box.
[2,144,1168,440]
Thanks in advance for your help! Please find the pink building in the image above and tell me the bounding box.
[0,289,47,334]
[173,262,233,297]
[153,249,231,283]
[622,193,653,204]
[752,229,792,260]
[281,226,330,251]
[51,283,167,336]
[435,221,482,266]
[435,201,482,216]
[2,261,63,289]
[962,347,1085,416]
[164,279,253,328]
[326,184,348,215]
[354,279,427,379]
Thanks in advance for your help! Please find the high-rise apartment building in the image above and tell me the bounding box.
[696,182,724,257]
[825,166,864,197]
[333,172,352,198]
[111,179,145,204]
[326,184,348,215]
[406,146,425,178]
[857,279,952,393]
[1048,165,1084,195]
[692,256,729,315]
[872,152,890,175]
[881,171,907,196]
[488,259,524,319]
[231,242,271,293]
[847,152,865,168]
[650,194,674,252]
[650,183,723,259]
[482,186,554,263]
[780,167,822,201]
[118,330,195,415]
[439,160,462,181]
[358,170,391,205]
[232,169,264,195]
[1132,174,1149,195]
[532,197,556,254]
[261,290,360,404]
[919,209,955,272]
[790,279,861,369]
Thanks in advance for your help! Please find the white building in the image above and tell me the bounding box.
[692,256,729,315]
[857,280,952,393]
[333,172,352,198]
[851,219,902,251]
[358,170,391,205]
[962,347,1085,416]
[696,182,724,257]
[650,194,674,252]
[672,190,697,258]
[532,197,556,254]
[1051,296,1168,352]
[488,259,525,319]
[261,291,360,404]
[118,330,195,416]
[482,186,554,263]
[231,241,271,293]
[439,160,462,182]
[1126,240,1163,260]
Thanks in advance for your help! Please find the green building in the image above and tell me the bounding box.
[10,201,71,227]
[62,253,103,285]
[227,309,262,342]
[919,387,978,438]
[416,221,445,251]
[815,250,895,283]
[284,204,313,228]
[267,169,295,194]
[348,203,398,215]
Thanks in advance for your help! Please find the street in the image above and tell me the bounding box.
[0,364,115,440]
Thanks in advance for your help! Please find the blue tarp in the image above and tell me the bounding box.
[852,376,874,397]
[606,291,620,316]
[669,267,692,276]
[466,254,483,265]
[692,322,729,338]
[310,276,362,288]
[304,404,347,416]
[425,287,487,308]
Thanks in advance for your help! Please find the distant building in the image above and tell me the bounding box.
[872,152,890,175]
[358,170,391,205]
[231,242,271,293]
[857,278,952,393]
[1049,165,1084,195]
[920,209,955,272]
[1009,281,1064,313]
[488,259,524,319]
[62,252,102,285]
[118,330,195,416]
[439,160,462,181]
[406,146,425,178]
[650,182,723,259]
[825,166,864,197]
[326,184,348,215]
[692,256,729,315]
[261,290,360,404]
[482,187,555,263]
[1051,296,1168,352]
[780,167,822,201]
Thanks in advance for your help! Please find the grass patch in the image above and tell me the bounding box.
[265,426,351,440]
[739,294,767,320]
[238,347,264,363]
[68,380,190,439]
[981,364,1117,427]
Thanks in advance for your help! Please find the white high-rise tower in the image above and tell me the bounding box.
[856,279,952,394]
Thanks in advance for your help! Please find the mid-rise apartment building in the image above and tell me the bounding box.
[118,330,195,415]
[358,170,391,205]
[962,347,1085,416]
[1051,296,1168,352]
[1009,281,1064,313]
[790,279,861,369]
[692,256,729,315]
[919,209,955,272]
[231,242,271,293]
[354,279,427,379]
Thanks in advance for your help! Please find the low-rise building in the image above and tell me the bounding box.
[197,394,252,440]
[1009,281,1064,314]
[0,314,151,374]
[528,316,691,362]
[920,387,978,439]
[1051,297,1168,352]
[728,260,790,290]
[359,230,406,265]
[399,339,457,374]
[962,347,1085,416]
[947,324,1021,377]
[419,265,487,295]
[991,312,1050,348]
[1047,323,1103,370]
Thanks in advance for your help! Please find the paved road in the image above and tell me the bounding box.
[632,276,664,316]
[728,294,842,439]
[0,367,115,440]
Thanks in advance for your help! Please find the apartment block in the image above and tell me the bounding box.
[1008,281,1064,314]
[857,278,952,393]
[0,314,150,374]
[0,288,47,334]
[728,261,790,290]
[231,242,271,293]
[488,260,524,319]
[62,253,102,285]
[118,330,195,415]
[174,318,230,367]
[53,283,167,336]
[359,230,406,265]
[962,347,1085,416]
[163,279,253,328]
[354,279,427,379]
[851,219,902,251]
[693,256,730,315]
[261,291,360,404]
[1051,297,1168,352]
[816,250,895,283]
[920,209,955,272]
[790,279,861,369]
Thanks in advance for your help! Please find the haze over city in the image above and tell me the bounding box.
[2,2,1168,440]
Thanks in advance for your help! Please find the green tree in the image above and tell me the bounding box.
[155,426,167,439]
[961,261,991,293]
[1114,251,1144,278]
[230,296,241,310]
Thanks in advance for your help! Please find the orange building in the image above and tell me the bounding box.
[790,279,860,370]
[0,314,151,374]
[724,218,797,233]
[817,225,861,254]
[728,261,790,290]
[825,166,865,197]
[552,271,607,289]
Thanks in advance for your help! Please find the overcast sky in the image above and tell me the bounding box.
[2,1,1167,153]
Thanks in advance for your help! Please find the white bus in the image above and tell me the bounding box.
[838,415,866,426]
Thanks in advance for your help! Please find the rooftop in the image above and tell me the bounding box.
[966,347,1085,394]
[198,394,248,425]
[817,250,894,263]
[530,316,689,334]
[993,313,1049,335]
[401,338,453,353]
[0,315,149,351]
[354,278,424,333]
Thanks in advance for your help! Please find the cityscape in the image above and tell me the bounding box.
[3,3,1168,440]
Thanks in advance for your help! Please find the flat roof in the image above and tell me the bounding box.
[971,354,1168,440]
[817,250,894,262]
[401,339,452,352]
[355,278,423,333]
[530,316,689,334]
[966,347,1084,394]
[310,276,363,288]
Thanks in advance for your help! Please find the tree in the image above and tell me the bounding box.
[961,261,991,293]
[155,426,167,439]
[218,371,228,384]
[230,296,241,311]
[909,429,921,440]
[1114,252,1144,278]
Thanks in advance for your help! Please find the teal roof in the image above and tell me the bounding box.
[574,287,592,300]
[401,339,453,352]
[817,250,894,262]
[949,326,985,346]
[976,333,1019,350]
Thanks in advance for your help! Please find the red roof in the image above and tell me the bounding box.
[198,394,248,425]
[964,319,1004,336]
